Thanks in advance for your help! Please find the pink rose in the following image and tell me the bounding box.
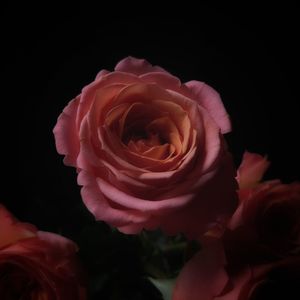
[53,56,237,238]
[173,243,300,300]
[0,204,86,300]
[228,152,300,258]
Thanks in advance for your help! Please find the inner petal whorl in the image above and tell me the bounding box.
[106,101,180,160]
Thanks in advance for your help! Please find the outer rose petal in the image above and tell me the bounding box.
[161,152,238,239]
[37,231,79,257]
[0,204,36,250]
[185,80,231,134]
[95,69,110,80]
[172,241,228,300]
[115,56,168,76]
[53,96,80,166]
[237,151,270,189]
[78,170,150,227]
[215,267,252,300]
[140,72,182,91]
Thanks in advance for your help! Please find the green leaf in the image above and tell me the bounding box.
[149,277,176,300]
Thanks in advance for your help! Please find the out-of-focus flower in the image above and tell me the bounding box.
[172,152,300,299]
[228,151,300,258]
[0,204,86,300]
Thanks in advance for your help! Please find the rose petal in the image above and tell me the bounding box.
[53,96,80,166]
[95,69,110,80]
[237,151,270,189]
[78,170,150,226]
[173,241,228,300]
[185,80,231,134]
[77,72,140,125]
[140,72,181,90]
[96,177,194,213]
[152,100,191,153]
[0,205,37,250]
[199,106,223,173]
[115,56,168,76]
[37,231,78,256]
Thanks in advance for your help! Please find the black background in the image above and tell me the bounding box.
[1,3,300,298]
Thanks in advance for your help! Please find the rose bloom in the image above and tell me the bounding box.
[53,56,237,238]
[172,152,300,300]
[0,205,86,300]
[172,241,300,300]
[227,151,300,258]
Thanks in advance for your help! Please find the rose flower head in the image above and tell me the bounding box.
[173,152,300,300]
[53,57,237,238]
[0,204,86,300]
[228,151,300,259]
[172,240,300,300]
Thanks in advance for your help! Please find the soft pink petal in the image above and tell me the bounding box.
[140,72,181,90]
[76,72,140,126]
[198,106,223,174]
[216,267,252,300]
[37,231,78,255]
[100,160,154,190]
[237,151,270,189]
[151,99,192,154]
[53,96,80,166]
[137,146,197,185]
[0,205,37,250]
[76,84,126,170]
[129,132,197,190]
[161,152,238,239]
[115,56,168,76]
[78,170,150,227]
[96,177,194,213]
[95,69,110,80]
[76,115,103,171]
[172,241,228,300]
[185,80,231,134]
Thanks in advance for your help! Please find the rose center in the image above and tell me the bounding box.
[106,102,181,160]
[122,121,166,146]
